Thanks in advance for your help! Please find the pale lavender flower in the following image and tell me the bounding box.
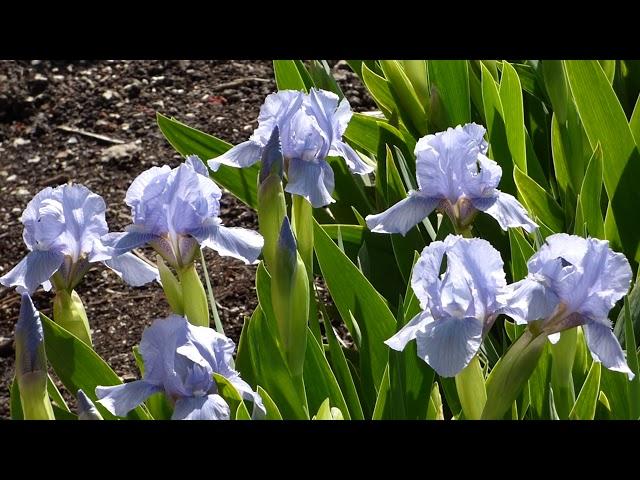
[366,123,538,235]
[386,234,508,377]
[0,184,158,295]
[96,315,264,420]
[209,88,373,208]
[112,157,263,267]
[76,389,103,420]
[503,233,634,378]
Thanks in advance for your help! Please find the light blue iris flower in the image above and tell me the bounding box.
[208,89,373,208]
[386,234,508,377]
[96,314,264,420]
[503,233,634,378]
[366,123,538,235]
[112,156,264,267]
[0,184,158,295]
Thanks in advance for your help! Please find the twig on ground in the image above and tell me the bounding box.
[57,125,125,144]
[210,77,270,92]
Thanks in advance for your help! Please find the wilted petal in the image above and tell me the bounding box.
[194,224,264,264]
[209,141,263,171]
[366,192,439,236]
[95,380,160,417]
[502,276,560,324]
[473,191,538,233]
[172,394,230,420]
[584,321,634,379]
[103,252,159,286]
[385,311,429,352]
[285,158,335,208]
[0,250,64,294]
[415,314,484,378]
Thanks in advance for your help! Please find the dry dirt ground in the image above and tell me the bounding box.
[0,60,374,419]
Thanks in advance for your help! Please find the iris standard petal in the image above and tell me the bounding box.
[95,380,161,417]
[172,394,230,420]
[410,240,448,309]
[415,314,484,378]
[125,165,172,210]
[365,192,439,236]
[208,140,263,171]
[472,191,538,233]
[138,314,188,388]
[584,321,634,379]
[195,224,264,265]
[103,252,159,286]
[0,250,64,294]
[285,157,335,208]
[385,311,429,352]
[502,276,560,324]
[446,237,507,314]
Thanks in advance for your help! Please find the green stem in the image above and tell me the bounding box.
[199,249,224,335]
[550,328,577,419]
[482,327,548,419]
[292,195,321,344]
[455,355,487,420]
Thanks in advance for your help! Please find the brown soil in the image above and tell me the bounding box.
[0,60,373,419]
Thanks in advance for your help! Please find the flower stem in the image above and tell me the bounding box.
[199,249,224,335]
[455,355,487,420]
[292,195,321,344]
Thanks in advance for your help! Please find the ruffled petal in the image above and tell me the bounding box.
[172,394,230,420]
[472,191,538,233]
[95,380,160,417]
[208,141,263,171]
[410,240,448,309]
[415,314,484,378]
[0,250,64,294]
[365,191,439,236]
[103,252,159,286]
[285,158,335,208]
[584,321,634,380]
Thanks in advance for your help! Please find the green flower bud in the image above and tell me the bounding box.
[53,289,92,346]
[157,254,184,315]
[15,294,54,420]
[271,217,309,377]
[178,262,209,328]
[257,127,286,272]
